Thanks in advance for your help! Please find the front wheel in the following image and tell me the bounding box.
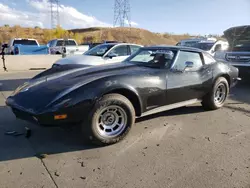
[202,77,229,110]
[82,94,135,146]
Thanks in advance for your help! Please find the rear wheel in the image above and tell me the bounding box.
[202,77,229,110]
[82,94,135,145]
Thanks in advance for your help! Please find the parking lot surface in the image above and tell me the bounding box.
[0,71,250,188]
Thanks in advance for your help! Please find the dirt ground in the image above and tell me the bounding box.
[0,71,250,188]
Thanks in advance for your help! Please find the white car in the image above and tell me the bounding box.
[176,37,229,56]
[193,40,229,56]
[176,36,217,47]
[53,43,143,67]
[48,39,89,55]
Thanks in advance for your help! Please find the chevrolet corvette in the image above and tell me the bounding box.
[6,46,240,145]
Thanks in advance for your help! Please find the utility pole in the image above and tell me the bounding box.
[113,0,131,27]
[49,0,60,29]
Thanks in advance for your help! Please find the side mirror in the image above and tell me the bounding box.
[107,52,118,59]
[2,44,8,48]
[183,61,194,71]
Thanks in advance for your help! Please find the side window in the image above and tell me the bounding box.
[49,40,56,47]
[130,45,141,54]
[67,40,77,46]
[56,40,63,46]
[48,41,53,47]
[214,44,222,52]
[173,51,203,71]
[109,45,129,56]
[203,52,216,64]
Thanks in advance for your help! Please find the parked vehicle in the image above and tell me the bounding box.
[6,45,240,145]
[52,43,143,67]
[176,36,217,47]
[86,41,122,49]
[7,38,39,54]
[214,25,250,77]
[48,39,89,55]
[13,45,49,55]
[193,40,229,56]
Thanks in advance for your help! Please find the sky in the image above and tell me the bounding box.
[0,0,250,35]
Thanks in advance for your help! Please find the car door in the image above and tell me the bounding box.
[166,50,213,105]
[105,45,130,64]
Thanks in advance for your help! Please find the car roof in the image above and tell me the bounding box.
[12,38,37,41]
[96,43,143,47]
[54,38,75,40]
[142,45,205,52]
[105,42,142,45]
[198,41,215,43]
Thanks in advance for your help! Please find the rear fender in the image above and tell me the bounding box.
[211,62,235,87]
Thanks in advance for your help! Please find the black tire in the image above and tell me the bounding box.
[202,77,229,110]
[82,94,135,146]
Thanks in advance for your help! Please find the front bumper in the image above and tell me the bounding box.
[231,77,241,87]
[6,97,92,126]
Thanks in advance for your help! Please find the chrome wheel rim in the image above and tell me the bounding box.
[96,105,127,137]
[214,83,226,105]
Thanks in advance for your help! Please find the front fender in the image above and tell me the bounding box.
[70,77,143,116]
[102,82,141,100]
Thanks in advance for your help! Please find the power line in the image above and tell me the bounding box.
[113,0,131,27]
[49,0,60,29]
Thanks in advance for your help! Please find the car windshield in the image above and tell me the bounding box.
[124,48,177,68]
[56,40,77,46]
[231,41,250,51]
[194,42,214,51]
[183,41,199,47]
[84,44,115,56]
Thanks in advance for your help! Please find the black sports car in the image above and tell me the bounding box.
[6,46,240,145]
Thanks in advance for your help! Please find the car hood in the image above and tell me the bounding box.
[224,25,250,50]
[8,63,153,113]
[54,55,105,65]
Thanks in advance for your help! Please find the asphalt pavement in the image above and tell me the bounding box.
[0,71,250,188]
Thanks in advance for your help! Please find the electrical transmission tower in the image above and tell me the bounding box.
[49,0,60,29]
[113,0,131,27]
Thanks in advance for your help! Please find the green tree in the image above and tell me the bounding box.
[92,34,101,43]
[73,33,82,44]
[44,30,54,42]
[68,31,74,38]
[54,26,66,38]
